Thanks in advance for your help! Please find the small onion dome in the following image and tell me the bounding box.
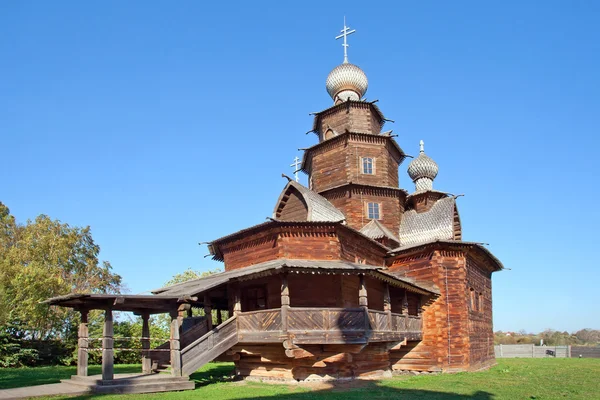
[407,140,439,191]
[325,62,368,103]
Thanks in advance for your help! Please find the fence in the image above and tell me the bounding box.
[494,344,571,358]
[571,346,600,358]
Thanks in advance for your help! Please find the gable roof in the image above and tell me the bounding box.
[398,196,457,247]
[360,219,400,244]
[273,180,345,222]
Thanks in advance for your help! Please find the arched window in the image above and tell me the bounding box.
[324,129,336,140]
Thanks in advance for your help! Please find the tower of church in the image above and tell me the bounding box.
[301,23,407,239]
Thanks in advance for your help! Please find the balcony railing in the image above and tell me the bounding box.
[237,307,422,344]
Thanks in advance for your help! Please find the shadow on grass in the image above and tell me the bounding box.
[189,363,236,387]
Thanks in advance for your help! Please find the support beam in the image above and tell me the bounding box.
[102,309,114,381]
[358,274,369,330]
[217,309,223,325]
[77,309,89,377]
[204,294,213,331]
[281,272,290,332]
[141,313,151,374]
[358,274,368,307]
[383,283,392,331]
[233,285,242,316]
[170,310,182,377]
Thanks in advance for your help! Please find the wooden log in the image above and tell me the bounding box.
[141,313,151,374]
[204,294,212,331]
[170,311,182,377]
[77,309,88,377]
[102,309,114,381]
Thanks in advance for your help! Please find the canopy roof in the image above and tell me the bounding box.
[153,259,439,297]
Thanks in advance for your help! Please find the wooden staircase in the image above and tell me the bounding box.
[148,316,238,377]
[181,316,238,376]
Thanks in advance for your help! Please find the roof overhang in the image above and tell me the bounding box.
[387,240,504,272]
[153,259,439,298]
[42,294,189,313]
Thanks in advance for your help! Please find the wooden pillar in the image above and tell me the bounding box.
[187,308,193,318]
[102,309,114,381]
[281,272,290,332]
[77,309,89,377]
[216,309,223,325]
[359,274,368,330]
[383,283,392,331]
[141,313,151,374]
[358,274,368,307]
[233,285,242,316]
[169,310,182,377]
[204,294,213,331]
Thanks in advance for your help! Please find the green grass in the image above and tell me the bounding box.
[1,359,598,400]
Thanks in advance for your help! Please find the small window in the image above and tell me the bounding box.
[479,293,484,312]
[470,288,476,311]
[361,157,374,174]
[367,202,380,219]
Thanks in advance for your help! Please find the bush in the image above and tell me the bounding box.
[0,331,39,367]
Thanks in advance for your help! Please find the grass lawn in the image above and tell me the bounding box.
[0,358,598,400]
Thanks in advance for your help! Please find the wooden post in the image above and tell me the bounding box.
[102,309,114,381]
[217,309,223,325]
[281,272,290,333]
[204,294,213,331]
[383,283,392,331]
[77,309,89,377]
[359,274,368,330]
[233,285,242,316]
[141,313,151,374]
[170,310,182,377]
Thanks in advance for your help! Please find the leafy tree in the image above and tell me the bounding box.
[0,202,123,340]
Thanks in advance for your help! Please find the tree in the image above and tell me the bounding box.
[0,202,123,340]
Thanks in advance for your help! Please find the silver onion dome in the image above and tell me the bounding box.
[326,62,368,103]
[408,140,439,191]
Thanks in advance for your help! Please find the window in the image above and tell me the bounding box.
[361,157,374,174]
[367,202,380,219]
[479,293,484,312]
[469,288,476,311]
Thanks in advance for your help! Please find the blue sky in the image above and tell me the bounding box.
[1,1,598,333]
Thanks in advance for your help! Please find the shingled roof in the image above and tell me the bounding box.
[153,259,439,297]
[360,219,400,244]
[273,180,345,222]
[398,197,457,247]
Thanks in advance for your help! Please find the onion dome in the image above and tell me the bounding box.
[407,140,439,191]
[326,62,368,103]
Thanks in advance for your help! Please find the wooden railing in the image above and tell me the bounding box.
[237,308,421,336]
[180,316,238,376]
[288,307,365,331]
[238,309,282,332]
[148,318,209,366]
[367,309,391,331]
[391,313,422,332]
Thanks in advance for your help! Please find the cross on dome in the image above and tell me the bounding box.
[335,17,356,64]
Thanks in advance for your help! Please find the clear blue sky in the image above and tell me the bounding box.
[1,1,599,333]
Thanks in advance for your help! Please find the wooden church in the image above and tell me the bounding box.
[47,23,504,390]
